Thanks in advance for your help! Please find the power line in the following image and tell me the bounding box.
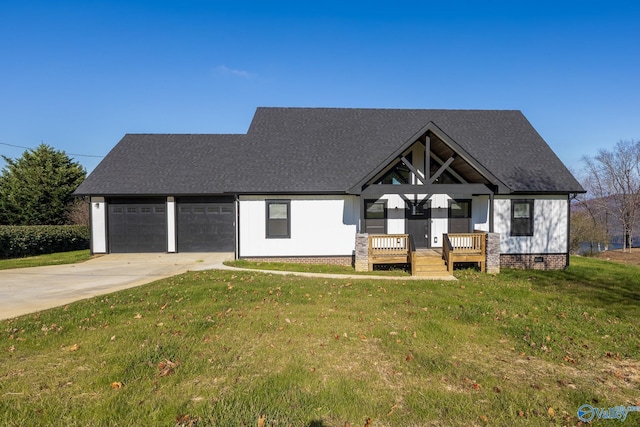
[0,142,104,158]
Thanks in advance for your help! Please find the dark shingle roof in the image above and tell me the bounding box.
[75,134,248,196]
[74,107,585,196]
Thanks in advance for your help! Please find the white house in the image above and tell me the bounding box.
[74,107,585,272]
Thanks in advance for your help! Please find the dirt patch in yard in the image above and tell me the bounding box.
[596,249,640,266]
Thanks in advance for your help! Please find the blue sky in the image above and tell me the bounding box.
[1,0,639,175]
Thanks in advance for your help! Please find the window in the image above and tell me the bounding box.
[266,200,290,238]
[375,154,411,185]
[511,199,534,236]
[448,199,471,233]
[365,200,386,234]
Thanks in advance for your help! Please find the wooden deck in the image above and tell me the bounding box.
[368,233,487,276]
[368,235,451,277]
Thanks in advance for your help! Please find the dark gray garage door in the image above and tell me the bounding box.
[177,197,235,252]
[108,198,167,253]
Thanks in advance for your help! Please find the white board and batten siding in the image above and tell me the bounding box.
[238,195,360,257]
[493,195,569,254]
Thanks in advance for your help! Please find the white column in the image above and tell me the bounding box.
[167,197,176,253]
[90,197,107,253]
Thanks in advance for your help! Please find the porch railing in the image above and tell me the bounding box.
[443,232,486,273]
[368,234,411,269]
[369,234,410,256]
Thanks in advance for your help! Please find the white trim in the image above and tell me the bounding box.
[167,197,176,253]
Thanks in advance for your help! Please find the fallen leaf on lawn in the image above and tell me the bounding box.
[472,382,481,390]
[518,410,525,417]
[158,359,179,376]
[110,381,123,389]
[110,335,116,341]
[387,404,398,416]
[548,407,555,417]
[480,415,488,422]
[258,414,266,427]
[68,344,79,352]
[405,354,414,362]
[176,414,200,426]
[134,313,142,319]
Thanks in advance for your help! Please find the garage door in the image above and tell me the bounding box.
[177,197,235,252]
[108,198,167,253]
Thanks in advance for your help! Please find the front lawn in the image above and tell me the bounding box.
[1,256,638,426]
[0,250,92,270]
[226,259,411,276]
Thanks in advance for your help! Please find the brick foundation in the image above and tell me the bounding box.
[241,256,354,267]
[500,254,567,270]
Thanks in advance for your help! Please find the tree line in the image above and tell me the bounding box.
[572,140,640,253]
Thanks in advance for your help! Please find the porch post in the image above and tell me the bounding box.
[359,196,366,233]
[489,192,494,233]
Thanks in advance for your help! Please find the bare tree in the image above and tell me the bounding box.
[582,140,640,252]
[570,203,609,254]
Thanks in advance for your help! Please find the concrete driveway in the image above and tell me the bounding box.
[0,252,233,320]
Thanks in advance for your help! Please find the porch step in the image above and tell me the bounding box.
[411,253,452,277]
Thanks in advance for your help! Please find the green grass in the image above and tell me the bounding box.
[226,259,411,276]
[0,250,91,270]
[1,256,639,426]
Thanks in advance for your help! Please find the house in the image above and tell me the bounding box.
[74,107,585,272]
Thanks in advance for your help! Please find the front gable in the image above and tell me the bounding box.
[349,122,509,197]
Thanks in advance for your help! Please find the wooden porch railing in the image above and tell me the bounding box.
[443,232,486,273]
[368,234,411,270]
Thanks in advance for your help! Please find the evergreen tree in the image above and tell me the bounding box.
[0,144,86,225]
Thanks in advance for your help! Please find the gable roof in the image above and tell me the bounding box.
[74,107,585,196]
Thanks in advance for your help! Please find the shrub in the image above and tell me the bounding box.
[0,225,90,259]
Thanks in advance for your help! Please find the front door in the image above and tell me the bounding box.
[406,200,430,248]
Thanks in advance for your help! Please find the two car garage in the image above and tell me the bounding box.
[107,197,235,253]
